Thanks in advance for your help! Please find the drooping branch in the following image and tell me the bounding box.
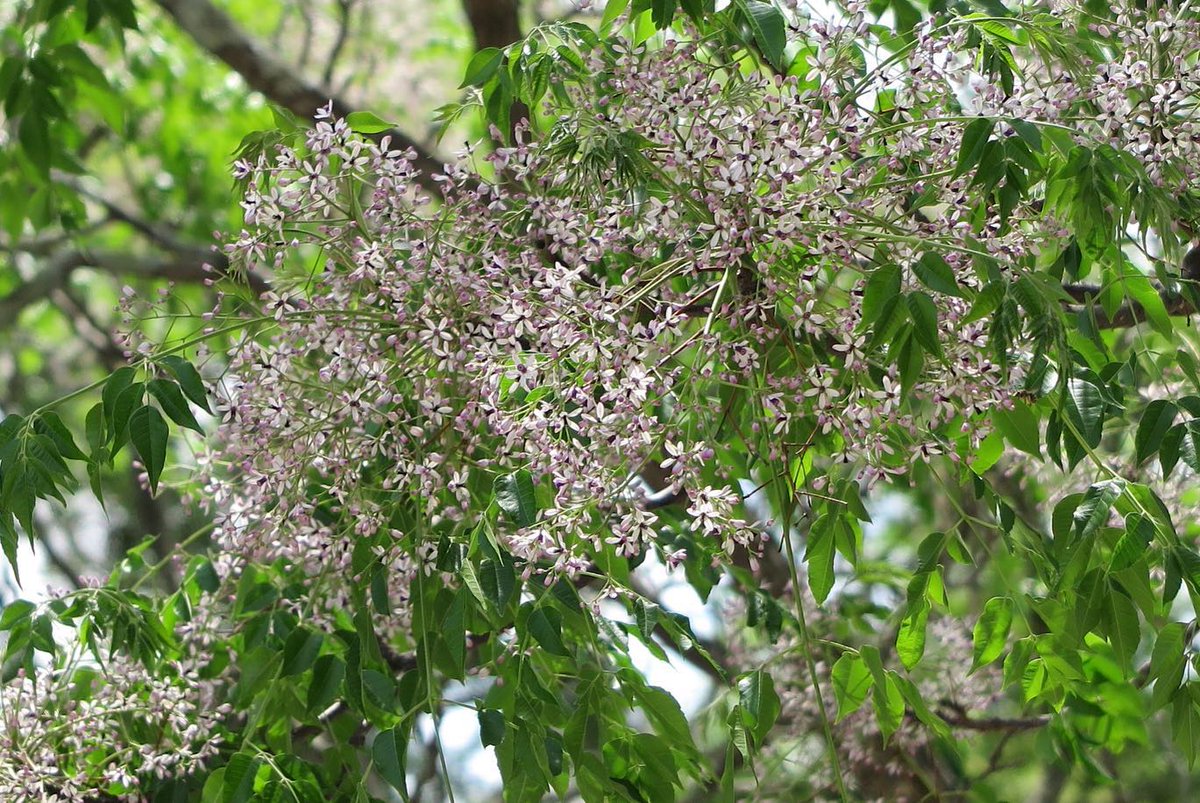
[152,0,446,191]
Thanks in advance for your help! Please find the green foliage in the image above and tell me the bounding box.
[12,0,1200,800]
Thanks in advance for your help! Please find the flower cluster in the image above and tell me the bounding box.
[200,0,1200,632]
[0,652,227,801]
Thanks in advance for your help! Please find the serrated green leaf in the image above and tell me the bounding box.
[862,264,901,327]
[1137,399,1178,463]
[600,0,631,30]
[955,117,995,177]
[345,110,395,134]
[373,725,408,792]
[739,0,787,72]
[460,47,504,88]
[280,627,323,677]
[480,708,506,747]
[1150,623,1187,711]
[805,513,835,604]
[33,412,85,461]
[306,654,345,713]
[1111,513,1154,572]
[913,252,963,297]
[128,405,169,494]
[148,378,203,433]
[161,355,212,413]
[495,470,537,528]
[737,669,781,746]
[1064,377,1105,447]
[993,400,1040,457]
[831,653,872,721]
[972,596,1013,670]
[634,598,659,644]
[1073,479,1124,540]
[111,382,145,451]
[527,605,568,656]
[873,672,905,743]
[221,753,260,803]
[896,603,929,670]
[906,292,942,356]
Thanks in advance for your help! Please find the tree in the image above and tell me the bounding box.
[5,0,1200,800]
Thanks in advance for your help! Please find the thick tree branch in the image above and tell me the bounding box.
[152,0,446,191]
[1061,282,1196,329]
[0,247,267,326]
[937,700,1049,732]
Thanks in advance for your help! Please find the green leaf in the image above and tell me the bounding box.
[955,117,995,177]
[442,590,466,673]
[635,682,693,750]
[373,725,408,792]
[460,47,504,88]
[906,292,942,356]
[161,355,211,413]
[1064,377,1105,447]
[148,378,203,433]
[111,381,146,450]
[894,674,951,741]
[0,599,35,630]
[1103,588,1140,671]
[1137,400,1178,463]
[650,0,678,29]
[1073,479,1124,540]
[1121,267,1173,336]
[601,0,631,30]
[18,112,50,177]
[805,513,836,604]
[280,627,323,677]
[128,405,169,494]
[221,753,260,803]
[1110,513,1154,572]
[495,470,537,528]
[33,412,86,461]
[479,558,515,611]
[84,403,105,454]
[1150,623,1187,711]
[527,605,568,656]
[831,653,873,721]
[345,111,395,134]
[861,264,901,327]
[873,672,905,742]
[993,400,1040,457]
[913,252,963,297]
[0,414,23,455]
[306,654,345,713]
[1174,419,1200,473]
[972,596,1013,670]
[102,367,136,423]
[480,708,506,747]
[737,669,781,746]
[896,603,929,670]
[634,598,659,645]
[739,0,787,72]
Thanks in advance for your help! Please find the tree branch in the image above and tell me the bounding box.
[0,247,267,326]
[153,0,446,191]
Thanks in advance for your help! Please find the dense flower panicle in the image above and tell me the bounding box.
[0,652,227,801]
[201,3,1200,632]
[8,0,1200,797]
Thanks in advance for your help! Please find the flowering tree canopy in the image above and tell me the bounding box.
[6,0,1200,799]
